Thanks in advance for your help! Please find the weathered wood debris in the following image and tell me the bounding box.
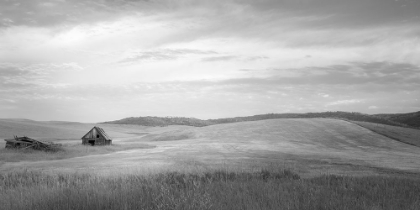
[4,136,61,151]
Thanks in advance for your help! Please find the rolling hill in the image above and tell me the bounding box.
[102,116,211,127]
[103,111,412,127]
[1,118,419,176]
[374,111,420,128]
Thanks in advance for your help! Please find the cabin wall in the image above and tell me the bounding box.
[81,136,111,146]
[96,136,105,145]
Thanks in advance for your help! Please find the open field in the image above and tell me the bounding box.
[351,121,420,147]
[1,118,419,176]
[1,118,420,209]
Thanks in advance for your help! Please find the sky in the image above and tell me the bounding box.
[0,0,420,122]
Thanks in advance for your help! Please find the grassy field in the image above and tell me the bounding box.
[0,143,155,162]
[0,169,419,210]
[1,118,420,209]
[1,118,420,176]
[351,121,420,147]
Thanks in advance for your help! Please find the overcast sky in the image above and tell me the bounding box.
[1,0,419,122]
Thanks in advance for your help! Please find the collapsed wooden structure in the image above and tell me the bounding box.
[81,126,112,146]
[4,136,61,151]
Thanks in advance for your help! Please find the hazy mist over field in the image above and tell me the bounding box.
[1,0,420,122]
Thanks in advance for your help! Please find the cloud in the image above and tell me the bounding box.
[0,0,133,28]
[2,0,419,68]
[22,63,84,73]
[0,63,30,77]
[0,98,16,103]
[118,48,218,63]
[119,52,177,63]
[1,65,418,121]
[239,69,254,72]
[263,62,420,86]
[244,56,269,61]
[2,1,419,46]
[202,56,237,62]
[5,61,416,98]
[201,55,268,62]
[1,0,419,121]
[0,62,84,90]
[326,99,362,106]
[242,0,420,29]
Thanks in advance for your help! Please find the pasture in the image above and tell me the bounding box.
[351,121,420,147]
[1,118,420,209]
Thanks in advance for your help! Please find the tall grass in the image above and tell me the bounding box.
[1,169,419,210]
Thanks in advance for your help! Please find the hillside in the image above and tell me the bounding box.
[351,121,420,147]
[103,116,211,127]
[103,111,409,127]
[208,112,406,126]
[139,118,420,174]
[374,111,420,128]
[2,118,419,176]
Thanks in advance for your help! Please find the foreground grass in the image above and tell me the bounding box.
[0,143,155,162]
[352,121,420,147]
[0,169,419,210]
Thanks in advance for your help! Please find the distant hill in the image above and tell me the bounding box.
[374,111,420,128]
[102,116,212,127]
[103,111,415,128]
[208,112,407,126]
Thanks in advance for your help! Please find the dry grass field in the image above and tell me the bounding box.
[1,118,420,209]
[351,121,420,147]
[1,118,420,175]
[1,169,419,210]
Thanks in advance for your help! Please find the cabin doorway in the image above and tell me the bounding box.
[88,140,95,146]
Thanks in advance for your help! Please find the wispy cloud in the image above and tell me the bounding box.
[202,56,237,62]
[119,48,218,63]
[0,62,84,91]
[326,99,362,106]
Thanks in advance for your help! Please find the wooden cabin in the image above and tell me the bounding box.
[81,126,112,146]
